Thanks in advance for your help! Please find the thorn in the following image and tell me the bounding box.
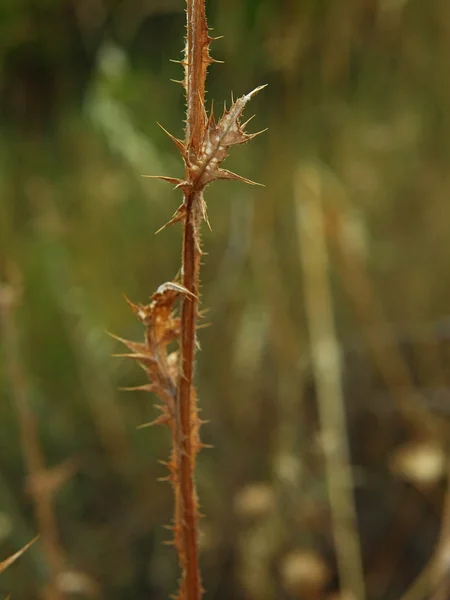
[155,203,187,234]
[155,281,198,300]
[241,114,256,129]
[231,90,234,104]
[118,384,157,393]
[248,127,269,139]
[137,414,171,429]
[197,90,208,123]
[244,84,268,102]
[198,442,214,449]
[159,459,178,474]
[0,536,39,575]
[111,352,153,361]
[216,168,265,186]
[170,79,185,86]
[142,175,184,187]
[105,330,133,345]
[156,123,186,157]
[163,538,176,546]
[173,180,190,191]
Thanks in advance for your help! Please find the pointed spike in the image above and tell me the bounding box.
[240,114,256,130]
[170,78,185,86]
[106,330,139,347]
[244,84,268,102]
[118,384,158,393]
[173,181,191,191]
[142,175,185,186]
[156,123,186,156]
[137,414,171,429]
[197,90,208,124]
[122,293,140,312]
[154,281,198,300]
[231,90,234,104]
[112,352,155,362]
[203,208,212,232]
[158,475,174,484]
[163,538,176,546]
[197,442,214,449]
[247,127,269,139]
[216,168,265,186]
[155,203,187,234]
[159,459,177,473]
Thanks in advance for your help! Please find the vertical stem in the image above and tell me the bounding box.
[295,167,366,600]
[185,0,208,152]
[178,191,202,600]
[177,1,209,598]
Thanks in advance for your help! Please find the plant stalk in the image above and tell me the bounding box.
[176,1,209,598]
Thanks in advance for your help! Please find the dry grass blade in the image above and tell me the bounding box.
[295,164,366,600]
[0,536,39,575]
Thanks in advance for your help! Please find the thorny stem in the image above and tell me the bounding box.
[177,1,209,599]
[185,0,209,153]
[129,1,263,597]
[178,194,202,600]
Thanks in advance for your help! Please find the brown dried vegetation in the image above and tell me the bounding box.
[113,2,265,599]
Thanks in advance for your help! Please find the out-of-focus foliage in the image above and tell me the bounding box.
[1,1,450,599]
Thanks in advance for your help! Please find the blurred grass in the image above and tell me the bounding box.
[2,0,450,599]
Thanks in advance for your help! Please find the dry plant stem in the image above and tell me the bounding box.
[128,1,264,597]
[0,284,65,600]
[295,168,366,600]
[178,207,201,600]
[176,1,210,598]
[327,210,436,436]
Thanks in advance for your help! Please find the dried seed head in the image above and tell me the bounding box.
[279,550,330,597]
[233,482,275,519]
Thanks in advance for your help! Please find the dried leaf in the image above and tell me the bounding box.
[188,85,267,190]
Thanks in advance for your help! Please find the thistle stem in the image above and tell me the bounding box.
[178,189,202,600]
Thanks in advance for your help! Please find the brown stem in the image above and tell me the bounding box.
[177,4,209,597]
[185,0,208,153]
[178,190,202,600]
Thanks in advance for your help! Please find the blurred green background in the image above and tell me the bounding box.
[2,0,450,599]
